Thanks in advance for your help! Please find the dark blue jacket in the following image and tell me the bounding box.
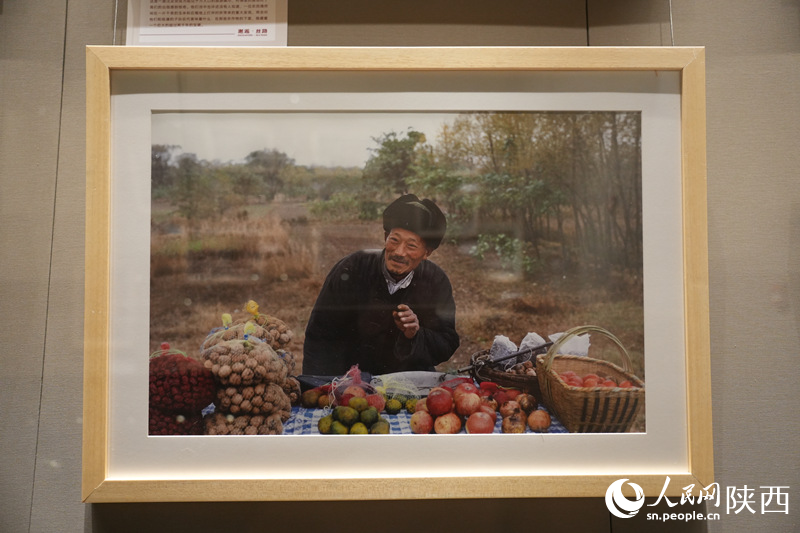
[303,249,459,375]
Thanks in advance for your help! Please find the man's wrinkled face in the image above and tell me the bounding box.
[384,228,430,279]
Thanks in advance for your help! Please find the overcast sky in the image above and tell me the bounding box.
[151,112,459,168]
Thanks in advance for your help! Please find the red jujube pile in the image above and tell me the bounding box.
[149,343,216,435]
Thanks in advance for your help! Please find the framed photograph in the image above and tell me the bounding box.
[83,46,711,502]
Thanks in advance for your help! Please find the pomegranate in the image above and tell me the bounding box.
[499,400,522,419]
[527,409,551,432]
[516,393,538,413]
[501,414,527,433]
[480,396,498,412]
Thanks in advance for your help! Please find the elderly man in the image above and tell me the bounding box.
[302,194,460,376]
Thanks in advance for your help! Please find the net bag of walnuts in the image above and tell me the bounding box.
[214,381,292,419]
[199,301,303,435]
[204,412,286,436]
[200,334,295,435]
[281,375,301,406]
[201,300,294,354]
[200,337,291,387]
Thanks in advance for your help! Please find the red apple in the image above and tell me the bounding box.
[365,393,386,412]
[455,392,482,417]
[453,382,480,401]
[339,393,354,406]
[343,385,367,398]
[426,387,454,417]
[410,411,434,434]
[465,411,495,434]
[566,376,584,387]
[434,412,462,434]
[478,404,498,422]
[493,390,510,406]
[504,389,521,400]
[415,397,428,413]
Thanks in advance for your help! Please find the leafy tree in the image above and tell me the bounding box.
[245,148,295,199]
[437,111,642,276]
[151,144,179,196]
[172,154,236,221]
[227,164,262,199]
[363,129,426,194]
[173,153,210,220]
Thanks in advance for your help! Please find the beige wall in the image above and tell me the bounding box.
[1,1,797,532]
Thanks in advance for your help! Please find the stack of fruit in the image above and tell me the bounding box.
[148,343,216,435]
[558,370,638,389]
[409,382,498,434]
[496,393,551,433]
[408,381,553,434]
[316,399,391,435]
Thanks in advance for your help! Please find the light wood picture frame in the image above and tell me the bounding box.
[83,46,711,503]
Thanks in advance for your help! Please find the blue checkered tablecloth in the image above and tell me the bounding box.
[283,405,567,435]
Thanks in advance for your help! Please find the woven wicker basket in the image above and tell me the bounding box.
[469,346,548,403]
[536,325,645,433]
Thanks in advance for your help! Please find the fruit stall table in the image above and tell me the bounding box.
[282,405,568,435]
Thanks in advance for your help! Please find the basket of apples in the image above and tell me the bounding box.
[535,325,645,433]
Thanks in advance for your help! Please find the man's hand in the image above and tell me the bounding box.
[393,304,420,339]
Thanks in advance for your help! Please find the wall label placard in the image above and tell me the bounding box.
[126,0,287,46]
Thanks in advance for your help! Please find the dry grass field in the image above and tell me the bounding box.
[150,200,645,379]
